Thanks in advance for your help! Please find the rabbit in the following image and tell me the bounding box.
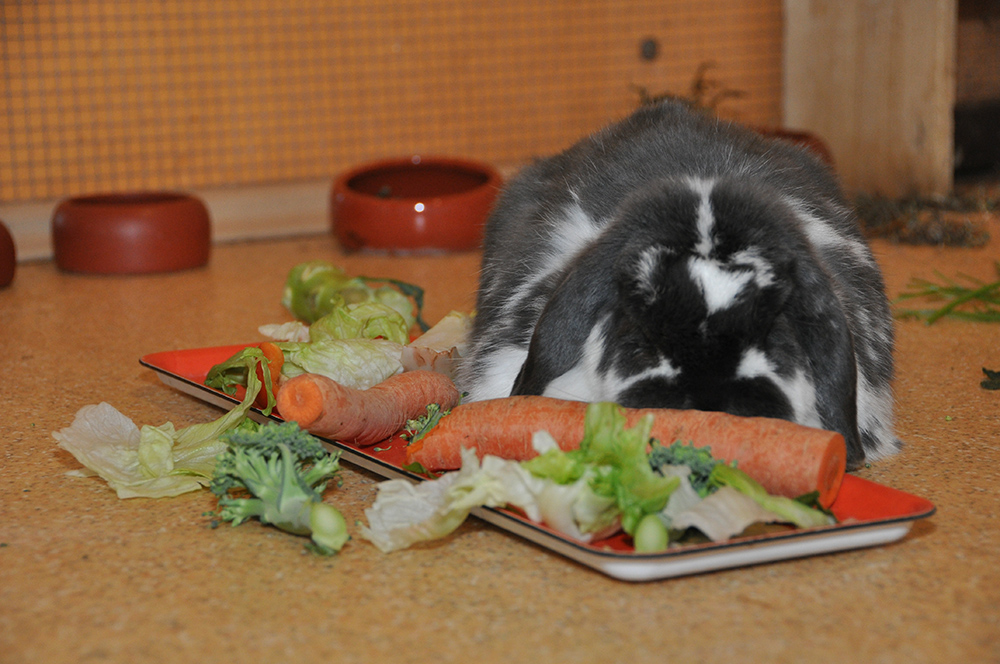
[456,99,900,470]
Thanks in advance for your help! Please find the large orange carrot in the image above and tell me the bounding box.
[405,396,847,507]
[276,370,461,446]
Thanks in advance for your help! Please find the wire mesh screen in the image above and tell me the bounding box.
[1,1,782,203]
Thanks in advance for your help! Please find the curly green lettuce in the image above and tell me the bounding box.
[281,260,428,331]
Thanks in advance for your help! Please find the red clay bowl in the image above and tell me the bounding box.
[52,192,211,274]
[331,156,503,252]
[0,220,15,287]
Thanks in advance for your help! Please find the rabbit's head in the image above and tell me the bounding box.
[513,176,864,460]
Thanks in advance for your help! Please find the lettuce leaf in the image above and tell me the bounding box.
[308,302,409,345]
[708,464,835,529]
[280,260,426,331]
[670,486,788,542]
[657,466,704,530]
[277,337,404,390]
[204,346,278,415]
[359,447,619,552]
[54,381,260,499]
[359,448,509,552]
[257,321,310,342]
[524,402,678,535]
[54,347,266,499]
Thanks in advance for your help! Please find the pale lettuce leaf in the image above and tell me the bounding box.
[359,448,508,552]
[308,302,410,345]
[670,486,787,542]
[709,464,835,529]
[657,465,704,530]
[278,337,403,390]
[54,362,260,499]
[54,402,242,499]
[258,321,311,342]
[360,447,618,552]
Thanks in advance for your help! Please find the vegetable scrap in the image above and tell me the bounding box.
[209,421,349,555]
[399,310,472,380]
[281,260,429,332]
[205,345,282,414]
[648,441,727,497]
[894,262,1000,323]
[982,368,1000,390]
[855,193,995,247]
[275,370,461,447]
[53,356,266,499]
[360,403,835,553]
[404,395,847,508]
[278,337,405,392]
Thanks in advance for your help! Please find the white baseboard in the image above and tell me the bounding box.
[0,179,332,262]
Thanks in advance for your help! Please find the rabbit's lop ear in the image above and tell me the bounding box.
[784,251,864,464]
[714,179,865,462]
[510,238,621,400]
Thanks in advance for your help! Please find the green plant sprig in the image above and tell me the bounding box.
[894,263,1000,324]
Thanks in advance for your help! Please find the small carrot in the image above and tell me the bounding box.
[405,396,847,507]
[276,370,461,447]
[252,342,285,410]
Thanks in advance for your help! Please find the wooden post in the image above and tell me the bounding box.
[783,0,957,197]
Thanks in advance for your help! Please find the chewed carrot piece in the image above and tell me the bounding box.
[405,396,847,507]
[276,370,461,447]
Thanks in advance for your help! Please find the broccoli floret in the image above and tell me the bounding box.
[210,421,349,554]
[648,440,731,497]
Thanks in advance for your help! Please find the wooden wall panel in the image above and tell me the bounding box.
[1,1,783,204]
[783,0,957,197]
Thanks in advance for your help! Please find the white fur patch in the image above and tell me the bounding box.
[736,347,772,379]
[606,356,681,398]
[499,202,601,319]
[783,197,874,267]
[855,370,899,459]
[634,245,673,303]
[737,347,822,428]
[687,257,753,314]
[689,177,717,257]
[464,345,529,402]
[730,247,775,288]
[542,315,683,402]
[541,318,610,402]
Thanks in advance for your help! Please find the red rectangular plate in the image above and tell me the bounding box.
[141,345,936,582]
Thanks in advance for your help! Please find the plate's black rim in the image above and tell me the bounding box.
[141,354,937,563]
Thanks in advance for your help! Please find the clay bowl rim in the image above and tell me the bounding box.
[57,191,204,209]
[332,155,504,205]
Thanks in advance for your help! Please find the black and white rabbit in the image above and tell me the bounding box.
[457,100,900,469]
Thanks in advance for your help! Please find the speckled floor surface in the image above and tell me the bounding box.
[1,225,998,663]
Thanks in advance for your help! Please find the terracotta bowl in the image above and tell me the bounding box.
[0,220,15,287]
[52,192,211,274]
[331,156,503,252]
